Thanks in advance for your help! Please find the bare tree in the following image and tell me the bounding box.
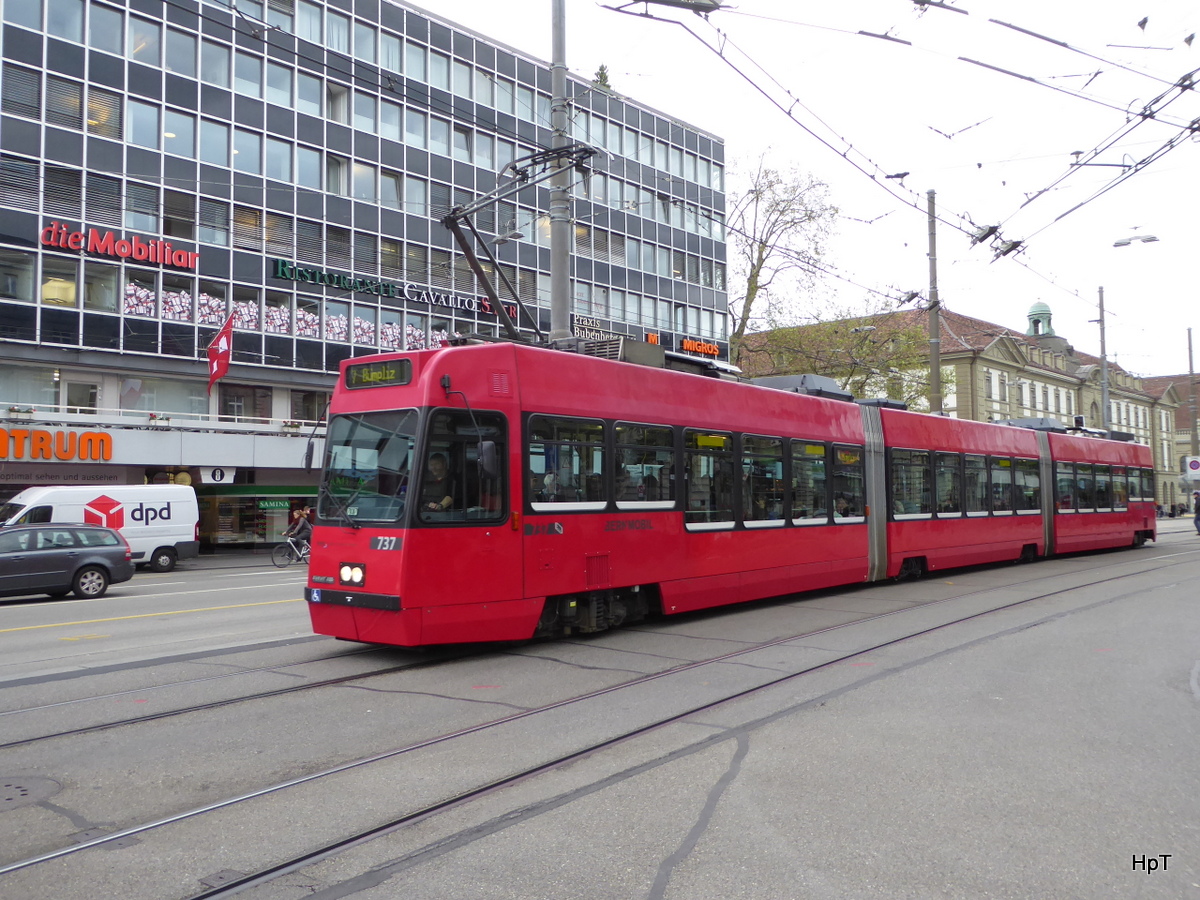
[737,300,949,409]
[727,158,838,357]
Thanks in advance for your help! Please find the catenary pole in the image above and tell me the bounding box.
[1190,327,1199,457]
[548,0,572,344]
[927,190,942,414]
[1097,286,1110,432]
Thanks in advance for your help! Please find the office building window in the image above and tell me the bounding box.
[296,72,321,116]
[297,146,321,189]
[201,41,231,88]
[326,10,349,53]
[198,198,230,246]
[265,137,292,181]
[353,92,375,132]
[295,1,322,43]
[163,110,195,157]
[406,43,426,81]
[199,119,229,166]
[86,88,122,138]
[327,83,349,124]
[47,76,83,130]
[88,4,123,54]
[405,108,426,148]
[47,0,85,42]
[127,17,160,65]
[381,33,401,72]
[1,64,40,119]
[165,29,196,78]
[234,53,263,98]
[125,182,159,232]
[326,155,348,195]
[266,62,292,106]
[163,191,195,240]
[233,129,261,174]
[352,162,376,201]
[354,22,375,63]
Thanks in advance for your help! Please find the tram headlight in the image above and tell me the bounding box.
[339,563,366,586]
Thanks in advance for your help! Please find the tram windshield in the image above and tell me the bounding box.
[319,410,418,525]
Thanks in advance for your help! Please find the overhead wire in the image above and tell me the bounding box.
[632,1,1200,311]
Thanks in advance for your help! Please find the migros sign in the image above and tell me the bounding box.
[40,221,200,270]
[681,338,721,357]
[0,428,113,461]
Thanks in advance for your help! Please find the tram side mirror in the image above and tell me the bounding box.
[478,440,498,479]
[303,441,315,473]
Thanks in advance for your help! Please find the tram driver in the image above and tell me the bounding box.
[421,453,455,512]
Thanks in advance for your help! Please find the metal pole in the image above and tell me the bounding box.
[1190,327,1199,456]
[926,189,942,414]
[548,0,573,344]
[1098,286,1109,432]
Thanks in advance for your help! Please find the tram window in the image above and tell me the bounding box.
[742,435,784,527]
[831,444,865,521]
[891,449,932,517]
[614,422,675,510]
[684,430,734,529]
[1014,458,1041,512]
[1140,467,1155,502]
[1055,463,1077,512]
[418,410,508,524]
[964,455,988,515]
[321,409,418,525]
[528,415,606,511]
[935,452,962,515]
[1094,465,1112,510]
[990,457,1014,513]
[1112,466,1128,509]
[1075,464,1095,511]
[790,441,828,524]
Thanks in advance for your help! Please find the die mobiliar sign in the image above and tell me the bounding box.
[40,221,200,270]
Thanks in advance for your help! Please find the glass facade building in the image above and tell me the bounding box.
[0,0,727,543]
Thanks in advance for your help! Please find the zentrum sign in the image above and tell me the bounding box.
[0,428,112,461]
[40,221,200,270]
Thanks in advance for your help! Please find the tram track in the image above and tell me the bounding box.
[1,543,1195,895]
[1,539,1189,752]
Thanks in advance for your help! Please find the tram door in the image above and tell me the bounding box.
[420,410,522,604]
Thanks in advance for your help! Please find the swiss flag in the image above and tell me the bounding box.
[206,313,236,394]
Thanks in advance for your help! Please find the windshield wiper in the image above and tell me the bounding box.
[321,487,363,530]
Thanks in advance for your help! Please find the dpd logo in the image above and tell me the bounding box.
[84,495,125,529]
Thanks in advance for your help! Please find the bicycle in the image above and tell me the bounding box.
[272,535,310,568]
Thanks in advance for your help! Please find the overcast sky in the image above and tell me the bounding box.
[410,0,1200,377]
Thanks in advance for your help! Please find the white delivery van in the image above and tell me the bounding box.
[0,485,200,572]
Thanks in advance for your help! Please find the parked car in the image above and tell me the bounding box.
[0,524,134,600]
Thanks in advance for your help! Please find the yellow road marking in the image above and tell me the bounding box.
[0,598,303,634]
[59,634,111,641]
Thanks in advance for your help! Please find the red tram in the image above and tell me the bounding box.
[305,342,1156,647]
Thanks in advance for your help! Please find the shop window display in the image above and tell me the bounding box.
[296,296,320,337]
[265,291,291,334]
[197,282,227,325]
[324,300,348,341]
[160,273,194,321]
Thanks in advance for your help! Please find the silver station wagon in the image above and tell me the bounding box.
[0,524,135,600]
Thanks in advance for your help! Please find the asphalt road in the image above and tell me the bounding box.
[0,521,1197,899]
[0,556,313,682]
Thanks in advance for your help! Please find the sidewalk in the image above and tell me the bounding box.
[1155,514,1199,536]
[180,548,281,571]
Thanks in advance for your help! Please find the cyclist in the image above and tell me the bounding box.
[282,508,312,553]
